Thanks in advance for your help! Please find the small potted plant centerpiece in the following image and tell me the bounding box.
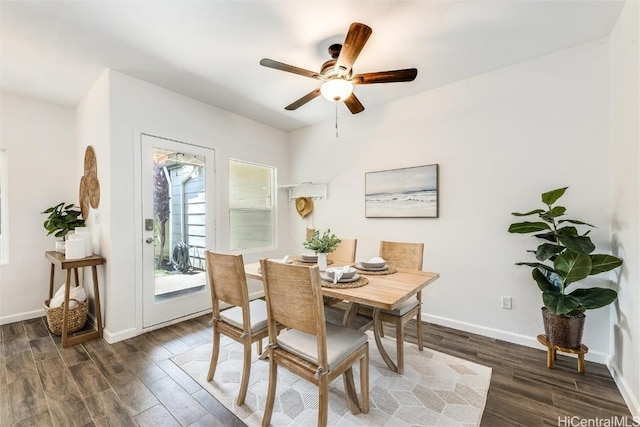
[303,229,341,271]
[508,187,623,348]
[42,202,86,253]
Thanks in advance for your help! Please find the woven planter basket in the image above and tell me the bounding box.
[44,298,88,335]
[541,307,585,349]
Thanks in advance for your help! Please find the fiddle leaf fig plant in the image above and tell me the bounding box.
[508,187,623,316]
[42,202,85,239]
[303,229,341,254]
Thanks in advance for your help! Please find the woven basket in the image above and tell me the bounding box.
[44,298,88,335]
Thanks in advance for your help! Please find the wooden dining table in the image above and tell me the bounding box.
[244,259,440,373]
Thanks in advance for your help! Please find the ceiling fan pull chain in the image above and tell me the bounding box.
[335,103,338,138]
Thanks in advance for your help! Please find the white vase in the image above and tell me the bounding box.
[55,240,66,254]
[73,227,93,256]
[66,235,87,259]
[317,252,327,272]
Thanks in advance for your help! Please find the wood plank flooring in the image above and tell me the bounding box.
[1,315,633,426]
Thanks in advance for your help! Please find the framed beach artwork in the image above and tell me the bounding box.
[365,164,439,218]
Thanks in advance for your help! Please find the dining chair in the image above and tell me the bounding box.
[205,250,269,406]
[376,241,425,374]
[327,238,357,263]
[259,259,369,427]
[324,238,358,307]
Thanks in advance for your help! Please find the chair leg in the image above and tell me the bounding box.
[415,292,424,352]
[237,338,252,406]
[318,376,329,427]
[416,310,424,352]
[257,338,263,355]
[342,368,361,415]
[396,318,405,375]
[262,351,277,427]
[206,329,221,381]
[360,344,369,413]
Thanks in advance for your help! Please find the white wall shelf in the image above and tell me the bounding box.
[279,182,327,201]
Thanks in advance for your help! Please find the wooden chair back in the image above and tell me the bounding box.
[376,241,425,373]
[205,250,270,405]
[260,259,326,337]
[260,259,369,425]
[328,238,357,263]
[379,241,424,270]
[206,250,250,323]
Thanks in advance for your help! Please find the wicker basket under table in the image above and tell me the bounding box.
[44,298,88,335]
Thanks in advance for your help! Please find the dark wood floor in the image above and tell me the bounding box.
[1,314,632,426]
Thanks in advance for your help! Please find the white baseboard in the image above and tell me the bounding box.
[608,360,640,418]
[422,312,609,364]
[0,308,45,325]
[102,326,140,344]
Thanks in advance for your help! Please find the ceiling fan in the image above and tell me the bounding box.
[260,22,418,114]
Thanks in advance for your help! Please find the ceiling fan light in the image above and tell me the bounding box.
[320,79,353,102]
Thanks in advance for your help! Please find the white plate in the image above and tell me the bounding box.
[356,263,388,271]
[360,262,386,269]
[321,273,360,283]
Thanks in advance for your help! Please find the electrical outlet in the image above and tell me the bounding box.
[501,296,512,310]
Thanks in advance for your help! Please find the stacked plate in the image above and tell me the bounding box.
[356,257,388,271]
[299,253,318,263]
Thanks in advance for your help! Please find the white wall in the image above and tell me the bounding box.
[78,70,292,341]
[0,92,77,323]
[75,70,110,330]
[610,0,640,417]
[288,39,616,361]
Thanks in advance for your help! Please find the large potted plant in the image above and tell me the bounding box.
[508,187,623,348]
[42,202,86,253]
[303,229,341,272]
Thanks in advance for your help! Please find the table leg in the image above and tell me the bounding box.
[73,268,80,286]
[61,270,72,347]
[343,302,359,327]
[92,266,103,336]
[49,263,55,299]
[373,308,398,373]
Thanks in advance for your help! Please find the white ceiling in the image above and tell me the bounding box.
[0,0,625,132]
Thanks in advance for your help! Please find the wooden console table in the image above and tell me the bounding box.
[45,251,104,348]
[537,334,588,373]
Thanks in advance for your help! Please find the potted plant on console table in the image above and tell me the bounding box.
[42,202,86,253]
[508,187,623,349]
[303,229,341,272]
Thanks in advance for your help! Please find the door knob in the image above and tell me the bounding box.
[145,237,154,244]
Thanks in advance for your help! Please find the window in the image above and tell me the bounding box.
[229,159,275,251]
[0,149,7,264]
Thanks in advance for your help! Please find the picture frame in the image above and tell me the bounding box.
[365,164,439,218]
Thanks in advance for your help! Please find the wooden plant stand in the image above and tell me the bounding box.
[46,251,105,348]
[537,334,588,373]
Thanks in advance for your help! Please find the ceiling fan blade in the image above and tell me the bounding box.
[353,68,418,84]
[335,23,372,73]
[260,58,321,79]
[285,88,321,110]
[343,93,365,114]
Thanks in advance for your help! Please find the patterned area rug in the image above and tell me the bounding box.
[171,332,491,426]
